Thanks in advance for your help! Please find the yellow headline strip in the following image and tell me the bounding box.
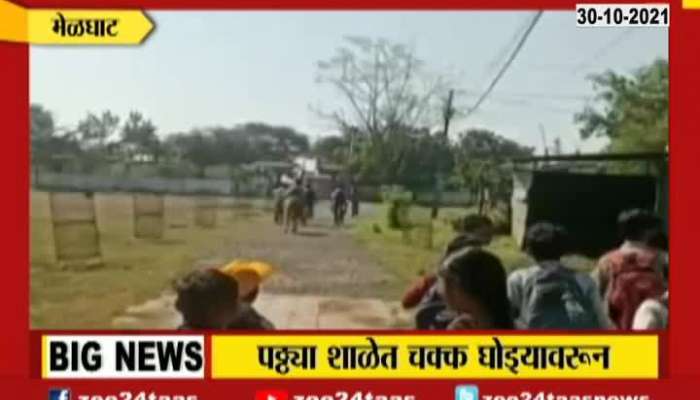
[0,0,26,42]
[684,0,700,9]
[212,334,658,379]
[0,0,153,45]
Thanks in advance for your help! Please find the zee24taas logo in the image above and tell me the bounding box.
[49,388,71,400]
[456,385,479,400]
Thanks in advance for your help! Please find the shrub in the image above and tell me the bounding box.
[387,199,411,230]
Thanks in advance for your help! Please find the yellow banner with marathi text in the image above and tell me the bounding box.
[684,0,700,9]
[0,0,153,44]
[212,334,658,379]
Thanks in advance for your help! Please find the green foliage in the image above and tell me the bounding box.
[381,186,413,230]
[30,104,312,178]
[76,111,120,150]
[120,111,159,161]
[380,185,412,203]
[167,123,310,175]
[575,58,668,153]
[313,135,349,165]
[31,104,81,170]
[352,126,453,190]
[453,129,534,208]
[30,104,54,140]
[387,199,411,230]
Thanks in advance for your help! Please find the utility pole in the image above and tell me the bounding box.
[442,89,455,143]
[539,123,549,168]
[432,89,455,219]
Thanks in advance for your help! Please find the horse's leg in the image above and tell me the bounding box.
[292,210,298,234]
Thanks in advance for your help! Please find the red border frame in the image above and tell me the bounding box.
[3,0,699,396]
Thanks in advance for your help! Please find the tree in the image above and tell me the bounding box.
[120,111,159,161]
[167,131,215,177]
[351,125,452,190]
[31,104,81,170]
[75,110,120,150]
[237,123,310,159]
[313,135,349,165]
[315,37,448,138]
[31,104,55,141]
[162,122,310,177]
[31,104,55,166]
[454,129,534,213]
[575,59,668,153]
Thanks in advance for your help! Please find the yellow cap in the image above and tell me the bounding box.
[218,260,274,298]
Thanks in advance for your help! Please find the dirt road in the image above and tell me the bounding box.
[208,201,396,299]
[113,201,412,329]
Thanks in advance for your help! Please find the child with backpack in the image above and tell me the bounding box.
[632,290,668,330]
[403,234,486,329]
[402,215,495,330]
[218,260,276,330]
[175,261,277,330]
[438,247,514,330]
[507,222,610,330]
[175,269,241,330]
[593,209,667,330]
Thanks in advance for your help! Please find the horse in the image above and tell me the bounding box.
[283,194,306,234]
[332,198,347,226]
[272,187,285,225]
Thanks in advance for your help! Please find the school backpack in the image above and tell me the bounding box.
[605,248,665,330]
[412,284,456,330]
[522,264,600,329]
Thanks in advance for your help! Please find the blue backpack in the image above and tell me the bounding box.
[521,264,600,329]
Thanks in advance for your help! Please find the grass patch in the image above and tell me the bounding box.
[31,191,261,329]
[351,204,596,295]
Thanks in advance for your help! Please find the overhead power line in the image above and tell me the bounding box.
[481,13,537,82]
[465,11,544,118]
[490,91,590,101]
[572,27,635,74]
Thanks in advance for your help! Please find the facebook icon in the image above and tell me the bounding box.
[455,385,479,400]
[48,388,71,400]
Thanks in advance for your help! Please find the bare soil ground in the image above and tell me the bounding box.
[31,191,404,329]
[202,204,396,300]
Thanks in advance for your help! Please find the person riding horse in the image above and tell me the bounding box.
[272,184,285,225]
[330,185,348,226]
[303,182,316,220]
[283,179,306,234]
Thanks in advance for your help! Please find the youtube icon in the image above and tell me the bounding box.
[255,390,289,400]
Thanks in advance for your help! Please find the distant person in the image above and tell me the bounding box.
[283,178,306,233]
[453,213,495,240]
[285,178,304,199]
[438,247,514,330]
[593,209,667,330]
[349,185,360,217]
[507,222,609,330]
[303,182,316,220]
[403,224,494,330]
[175,269,240,330]
[272,184,286,225]
[330,185,347,226]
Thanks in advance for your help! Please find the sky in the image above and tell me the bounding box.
[30,11,668,154]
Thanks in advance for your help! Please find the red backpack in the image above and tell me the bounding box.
[605,248,665,330]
